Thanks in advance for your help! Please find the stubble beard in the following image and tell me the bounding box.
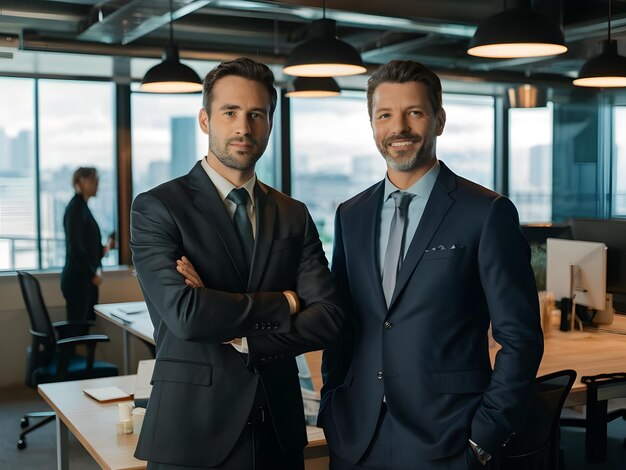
[379,134,436,172]
[209,132,267,171]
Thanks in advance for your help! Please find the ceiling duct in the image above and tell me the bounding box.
[78,0,213,45]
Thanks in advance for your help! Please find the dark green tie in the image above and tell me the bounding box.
[227,188,254,270]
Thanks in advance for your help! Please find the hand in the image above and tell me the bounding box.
[107,235,116,251]
[91,274,103,286]
[283,290,300,315]
[223,338,242,346]
[177,256,204,288]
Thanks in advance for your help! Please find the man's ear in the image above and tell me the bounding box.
[198,108,209,135]
[436,107,446,136]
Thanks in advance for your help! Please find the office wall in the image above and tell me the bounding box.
[0,268,150,388]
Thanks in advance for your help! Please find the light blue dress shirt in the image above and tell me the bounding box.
[378,160,441,274]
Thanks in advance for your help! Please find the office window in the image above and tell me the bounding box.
[438,94,495,190]
[509,106,553,222]
[291,93,385,258]
[38,80,116,269]
[131,93,278,199]
[615,106,626,215]
[0,78,36,270]
[291,92,495,259]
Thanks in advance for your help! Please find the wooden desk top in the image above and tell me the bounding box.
[489,318,626,405]
[38,375,326,470]
[94,302,154,345]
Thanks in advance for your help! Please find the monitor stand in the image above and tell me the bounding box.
[591,293,615,325]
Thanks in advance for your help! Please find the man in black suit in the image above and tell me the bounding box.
[131,57,343,469]
[319,60,544,469]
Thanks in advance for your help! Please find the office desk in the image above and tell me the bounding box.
[39,375,328,470]
[94,302,152,375]
[486,317,626,406]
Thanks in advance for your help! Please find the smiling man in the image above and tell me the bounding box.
[130,57,343,470]
[318,60,544,469]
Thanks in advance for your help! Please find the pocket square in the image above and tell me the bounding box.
[424,244,464,253]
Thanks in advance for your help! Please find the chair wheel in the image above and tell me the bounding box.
[20,417,29,429]
[17,439,26,450]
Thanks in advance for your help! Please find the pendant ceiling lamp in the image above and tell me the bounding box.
[140,0,202,93]
[573,0,626,88]
[283,0,366,77]
[467,1,567,58]
[507,84,548,108]
[285,76,341,98]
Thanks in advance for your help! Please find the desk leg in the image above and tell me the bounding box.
[56,416,69,470]
[122,329,131,375]
[585,398,607,463]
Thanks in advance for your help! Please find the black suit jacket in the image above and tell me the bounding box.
[61,193,104,293]
[130,162,343,467]
[319,162,543,464]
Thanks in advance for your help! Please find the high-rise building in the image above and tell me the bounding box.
[170,117,197,178]
[10,130,33,172]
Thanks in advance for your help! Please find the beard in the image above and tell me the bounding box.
[378,132,436,172]
[209,133,268,171]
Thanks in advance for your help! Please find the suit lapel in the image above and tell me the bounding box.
[188,162,249,287]
[360,182,388,315]
[388,163,457,309]
[248,182,276,292]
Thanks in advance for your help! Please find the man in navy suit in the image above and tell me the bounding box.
[319,60,544,469]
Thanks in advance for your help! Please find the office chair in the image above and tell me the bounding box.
[16,271,118,450]
[500,369,576,470]
[561,372,626,463]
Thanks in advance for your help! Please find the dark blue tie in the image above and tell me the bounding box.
[227,188,254,270]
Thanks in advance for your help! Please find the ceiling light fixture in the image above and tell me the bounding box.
[285,76,341,98]
[573,0,626,88]
[507,84,547,108]
[283,0,366,77]
[140,0,202,93]
[467,0,567,59]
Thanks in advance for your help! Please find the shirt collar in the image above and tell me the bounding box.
[383,160,441,202]
[201,156,256,208]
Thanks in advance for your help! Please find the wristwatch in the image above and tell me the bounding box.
[469,439,492,466]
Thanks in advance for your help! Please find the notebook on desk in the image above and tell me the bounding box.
[83,386,132,403]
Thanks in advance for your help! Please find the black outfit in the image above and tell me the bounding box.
[61,193,105,335]
[130,162,344,468]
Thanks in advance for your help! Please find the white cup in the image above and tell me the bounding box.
[132,407,146,435]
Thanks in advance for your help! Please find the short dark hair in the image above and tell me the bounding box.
[72,167,97,187]
[202,57,277,119]
[366,60,442,119]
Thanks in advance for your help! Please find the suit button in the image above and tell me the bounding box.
[377,371,383,380]
[384,321,393,329]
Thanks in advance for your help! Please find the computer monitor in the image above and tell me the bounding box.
[546,238,607,311]
[569,218,626,296]
[521,223,572,245]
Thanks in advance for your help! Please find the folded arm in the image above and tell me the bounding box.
[131,192,291,344]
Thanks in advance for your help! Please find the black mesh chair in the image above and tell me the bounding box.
[561,372,626,463]
[17,271,118,450]
[500,369,577,470]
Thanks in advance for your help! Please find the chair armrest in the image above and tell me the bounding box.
[53,321,97,338]
[56,334,111,347]
[55,335,111,380]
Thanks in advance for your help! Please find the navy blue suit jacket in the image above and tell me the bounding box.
[319,161,543,464]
